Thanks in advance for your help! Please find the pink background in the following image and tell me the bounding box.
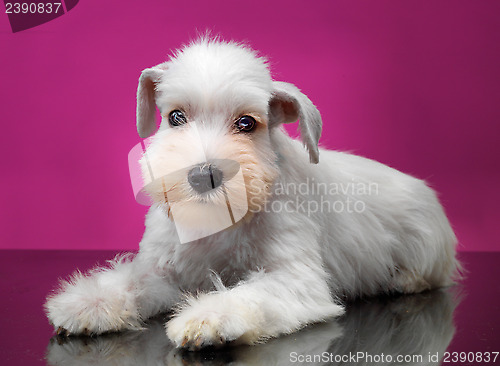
[1,0,499,251]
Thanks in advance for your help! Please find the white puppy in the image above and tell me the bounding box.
[45,38,459,350]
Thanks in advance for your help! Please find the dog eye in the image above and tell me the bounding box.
[234,116,256,132]
[168,110,187,127]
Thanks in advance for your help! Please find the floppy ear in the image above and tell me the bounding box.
[136,66,166,138]
[268,81,322,164]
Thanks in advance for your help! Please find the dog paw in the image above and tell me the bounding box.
[166,297,261,350]
[391,269,432,294]
[45,273,141,335]
[167,315,227,350]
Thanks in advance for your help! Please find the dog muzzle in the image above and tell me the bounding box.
[128,138,248,243]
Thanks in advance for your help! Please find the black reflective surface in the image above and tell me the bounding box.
[0,251,498,365]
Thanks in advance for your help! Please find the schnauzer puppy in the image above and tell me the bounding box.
[45,38,459,350]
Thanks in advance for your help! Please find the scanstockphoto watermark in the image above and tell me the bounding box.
[290,351,426,364]
[290,351,500,364]
[249,178,379,216]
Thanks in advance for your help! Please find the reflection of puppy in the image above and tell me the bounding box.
[45,38,460,350]
[328,290,457,366]
[46,290,457,366]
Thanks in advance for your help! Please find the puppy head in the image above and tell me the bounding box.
[136,39,322,233]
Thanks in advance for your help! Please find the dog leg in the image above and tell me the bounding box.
[45,254,180,335]
[166,263,344,350]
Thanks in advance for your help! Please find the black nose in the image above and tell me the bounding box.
[188,164,224,194]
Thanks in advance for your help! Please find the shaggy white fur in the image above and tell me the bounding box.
[45,38,459,350]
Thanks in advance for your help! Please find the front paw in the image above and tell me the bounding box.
[166,295,262,350]
[45,273,141,335]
